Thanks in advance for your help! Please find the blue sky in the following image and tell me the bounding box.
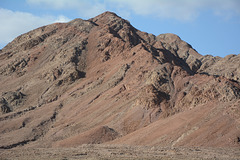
[0,0,240,57]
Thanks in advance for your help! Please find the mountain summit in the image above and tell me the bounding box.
[0,11,239,150]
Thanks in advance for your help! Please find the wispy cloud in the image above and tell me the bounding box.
[26,0,240,21]
[26,0,106,18]
[0,8,70,48]
[105,0,240,21]
[54,15,71,23]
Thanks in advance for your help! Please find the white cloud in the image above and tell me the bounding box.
[26,0,106,18]
[26,0,240,21]
[105,0,240,21]
[54,15,71,23]
[0,8,70,48]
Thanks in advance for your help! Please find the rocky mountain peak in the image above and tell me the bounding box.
[89,11,127,26]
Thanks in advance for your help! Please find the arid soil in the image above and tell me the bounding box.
[0,12,239,159]
[1,145,240,160]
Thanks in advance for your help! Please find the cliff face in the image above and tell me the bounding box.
[0,12,239,149]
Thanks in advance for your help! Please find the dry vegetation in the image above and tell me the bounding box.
[1,144,240,160]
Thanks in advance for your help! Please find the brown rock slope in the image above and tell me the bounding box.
[0,12,239,149]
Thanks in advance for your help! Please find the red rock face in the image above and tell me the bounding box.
[0,11,239,149]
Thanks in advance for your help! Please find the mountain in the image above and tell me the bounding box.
[0,11,239,151]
